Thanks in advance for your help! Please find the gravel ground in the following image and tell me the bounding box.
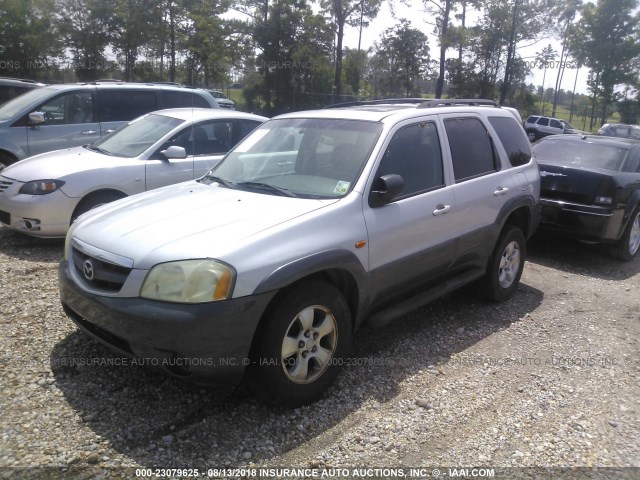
[0,226,638,480]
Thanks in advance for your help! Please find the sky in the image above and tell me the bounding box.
[340,1,592,95]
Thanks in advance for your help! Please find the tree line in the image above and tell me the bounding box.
[0,0,638,124]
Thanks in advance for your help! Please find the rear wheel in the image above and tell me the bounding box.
[70,191,126,224]
[611,206,640,261]
[481,226,526,302]
[248,280,352,407]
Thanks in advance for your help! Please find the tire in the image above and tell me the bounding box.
[611,206,640,261]
[526,130,537,142]
[248,280,352,407]
[70,191,126,224]
[0,151,17,171]
[481,226,526,302]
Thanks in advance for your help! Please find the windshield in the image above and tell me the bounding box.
[0,86,57,121]
[533,139,628,171]
[200,118,383,198]
[90,113,184,157]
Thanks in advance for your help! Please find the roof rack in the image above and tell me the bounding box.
[324,98,428,109]
[0,77,41,84]
[417,99,497,108]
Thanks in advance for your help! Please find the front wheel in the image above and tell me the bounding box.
[526,130,537,142]
[481,226,526,302]
[611,206,640,261]
[248,280,352,407]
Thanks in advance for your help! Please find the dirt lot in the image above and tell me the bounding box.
[0,226,638,480]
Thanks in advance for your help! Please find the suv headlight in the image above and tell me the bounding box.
[19,179,65,195]
[140,259,234,303]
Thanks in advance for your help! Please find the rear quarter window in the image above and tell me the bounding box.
[163,90,211,108]
[488,116,532,167]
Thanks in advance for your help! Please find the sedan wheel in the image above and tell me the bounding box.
[612,207,640,261]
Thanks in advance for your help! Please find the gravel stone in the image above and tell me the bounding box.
[0,229,638,478]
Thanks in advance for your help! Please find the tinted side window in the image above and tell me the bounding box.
[537,117,549,126]
[488,116,532,167]
[234,120,262,146]
[163,90,210,109]
[444,117,497,182]
[99,90,157,122]
[550,119,562,128]
[375,122,444,197]
[38,91,94,125]
[526,116,539,124]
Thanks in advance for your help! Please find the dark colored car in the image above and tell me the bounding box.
[533,135,640,261]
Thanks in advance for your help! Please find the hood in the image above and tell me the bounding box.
[72,180,336,268]
[2,146,115,182]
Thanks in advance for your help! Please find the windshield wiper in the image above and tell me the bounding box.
[199,173,235,189]
[236,181,297,197]
[84,145,115,156]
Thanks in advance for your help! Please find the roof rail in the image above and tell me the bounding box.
[324,98,428,109]
[417,98,497,108]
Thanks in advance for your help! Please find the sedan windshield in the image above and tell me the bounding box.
[534,139,628,171]
[201,118,383,198]
[90,113,184,157]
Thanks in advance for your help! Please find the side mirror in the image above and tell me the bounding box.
[161,145,187,159]
[369,174,404,207]
[28,112,46,125]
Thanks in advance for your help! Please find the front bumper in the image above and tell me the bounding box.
[539,198,624,243]
[0,178,77,237]
[59,259,276,384]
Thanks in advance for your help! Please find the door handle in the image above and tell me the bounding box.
[433,204,451,216]
[493,186,509,196]
[104,129,115,134]
[81,130,98,135]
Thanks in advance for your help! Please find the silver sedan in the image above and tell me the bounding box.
[0,108,267,237]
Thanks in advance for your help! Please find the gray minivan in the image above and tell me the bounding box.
[0,82,219,169]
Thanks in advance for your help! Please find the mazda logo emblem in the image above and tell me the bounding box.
[83,260,95,281]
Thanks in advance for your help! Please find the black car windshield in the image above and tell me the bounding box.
[0,86,56,121]
[201,117,383,198]
[533,139,628,171]
[90,113,184,157]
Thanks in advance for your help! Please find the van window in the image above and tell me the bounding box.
[163,90,211,108]
[99,90,157,122]
[38,91,94,125]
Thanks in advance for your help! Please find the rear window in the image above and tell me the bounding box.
[163,90,211,108]
[533,139,628,171]
[488,116,531,167]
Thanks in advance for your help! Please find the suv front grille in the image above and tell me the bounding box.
[72,247,132,292]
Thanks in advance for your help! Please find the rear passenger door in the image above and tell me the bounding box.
[441,114,517,266]
[363,120,458,304]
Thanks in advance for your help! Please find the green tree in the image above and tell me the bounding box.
[56,0,114,81]
[321,0,382,100]
[370,19,431,97]
[571,0,640,127]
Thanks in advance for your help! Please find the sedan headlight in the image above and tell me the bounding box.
[19,179,65,195]
[140,259,234,303]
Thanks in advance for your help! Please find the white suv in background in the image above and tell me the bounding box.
[524,115,579,142]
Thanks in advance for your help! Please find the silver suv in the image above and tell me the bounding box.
[59,99,541,406]
[0,82,218,169]
[524,115,579,142]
